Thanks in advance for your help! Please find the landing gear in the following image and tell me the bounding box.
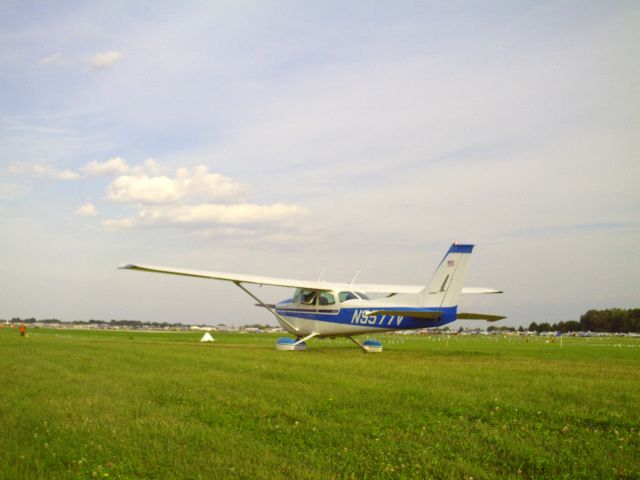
[275,333,317,351]
[276,337,307,351]
[276,334,383,353]
[347,336,383,353]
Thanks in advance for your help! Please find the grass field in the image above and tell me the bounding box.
[1,328,639,479]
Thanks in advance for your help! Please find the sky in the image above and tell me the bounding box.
[1,1,638,328]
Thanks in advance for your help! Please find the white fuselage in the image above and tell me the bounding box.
[274,288,455,337]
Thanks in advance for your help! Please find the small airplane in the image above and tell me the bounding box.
[120,242,504,352]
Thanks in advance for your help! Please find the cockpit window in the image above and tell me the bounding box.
[299,289,317,305]
[339,291,370,302]
[319,292,335,305]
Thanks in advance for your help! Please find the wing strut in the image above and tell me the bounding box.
[294,332,318,346]
[233,282,300,334]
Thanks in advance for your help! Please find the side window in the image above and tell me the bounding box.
[339,291,358,302]
[300,290,317,305]
[319,292,335,306]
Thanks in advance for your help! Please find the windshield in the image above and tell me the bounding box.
[339,291,369,302]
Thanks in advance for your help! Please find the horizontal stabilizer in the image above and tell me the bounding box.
[366,310,442,320]
[461,287,503,294]
[457,313,506,322]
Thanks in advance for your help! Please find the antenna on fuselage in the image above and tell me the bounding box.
[317,268,326,282]
[349,269,361,284]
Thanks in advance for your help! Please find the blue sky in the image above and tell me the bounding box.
[1,1,638,327]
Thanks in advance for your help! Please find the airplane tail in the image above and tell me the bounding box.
[374,243,474,310]
[355,243,503,323]
[419,243,473,308]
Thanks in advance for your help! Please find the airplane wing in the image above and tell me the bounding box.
[119,264,503,295]
[346,284,503,295]
[118,263,339,291]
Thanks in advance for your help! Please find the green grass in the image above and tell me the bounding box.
[1,328,639,479]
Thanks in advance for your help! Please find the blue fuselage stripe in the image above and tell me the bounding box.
[275,306,458,329]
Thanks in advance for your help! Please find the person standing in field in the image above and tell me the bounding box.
[19,324,26,337]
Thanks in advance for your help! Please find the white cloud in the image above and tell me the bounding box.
[107,174,184,204]
[8,162,80,180]
[100,163,304,237]
[103,203,305,229]
[89,50,122,70]
[7,157,158,182]
[53,169,80,180]
[40,52,64,66]
[82,157,129,176]
[80,157,166,177]
[129,159,166,176]
[177,165,246,202]
[76,202,98,216]
[105,165,246,204]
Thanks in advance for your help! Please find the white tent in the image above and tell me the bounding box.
[200,332,215,342]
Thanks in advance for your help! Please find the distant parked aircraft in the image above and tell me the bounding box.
[120,243,504,352]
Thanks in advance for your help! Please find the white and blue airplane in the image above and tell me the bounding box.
[120,243,504,352]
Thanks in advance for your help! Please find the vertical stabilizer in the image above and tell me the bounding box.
[418,243,474,308]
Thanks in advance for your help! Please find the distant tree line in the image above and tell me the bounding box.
[487,325,519,333]
[529,308,640,333]
[6,318,186,328]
